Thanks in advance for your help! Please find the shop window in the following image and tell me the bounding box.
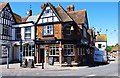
[43,25,53,36]
[50,45,59,56]
[64,44,74,56]
[23,45,34,56]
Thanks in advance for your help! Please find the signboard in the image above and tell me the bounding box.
[2,46,8,57]
[67,57,71,65]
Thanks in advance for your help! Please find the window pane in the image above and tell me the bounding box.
[23,51,25,56]
[43,25,53,36]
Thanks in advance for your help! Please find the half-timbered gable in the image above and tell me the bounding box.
[37,2,61,24]
[0,2,16,41]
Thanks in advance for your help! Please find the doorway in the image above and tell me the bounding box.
[38,49,44,63]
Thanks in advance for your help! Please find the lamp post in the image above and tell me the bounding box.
[20,35,22,67]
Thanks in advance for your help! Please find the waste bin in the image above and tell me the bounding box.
[48,57,54,65]
[22,59,28,68]
[28,59,34,68]
[67,57,71,65]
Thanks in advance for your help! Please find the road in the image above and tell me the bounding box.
[1,58,119,77]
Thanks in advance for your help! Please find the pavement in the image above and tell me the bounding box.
[0,58,118,71]
[0,58,118,76]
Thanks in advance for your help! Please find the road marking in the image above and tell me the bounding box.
[87,74,96,76]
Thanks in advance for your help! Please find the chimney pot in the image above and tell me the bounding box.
[27,10,32,16]
[66,5,74,12]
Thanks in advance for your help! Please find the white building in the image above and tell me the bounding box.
[12,10,39,61]
[95,34,107,51]
[0,2,17,64]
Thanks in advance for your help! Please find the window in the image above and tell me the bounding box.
[50,45,59,56]
[83,28,87,38]
[98,44,102,48]
[45,9,51,13]
[15,28,21,40]
[3,27,9,35]
[43,25,53,36]
[25,27,31,39]
[23,45,34,56]
[66,26,71,35]
[64,44,74,56]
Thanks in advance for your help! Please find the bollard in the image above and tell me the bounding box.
[42,60,44,69]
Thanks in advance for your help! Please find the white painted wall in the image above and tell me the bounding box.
[21,27,25,40]
[12,23,34,40]
[95,42,107,51]
[31,26,35,39]
[38,6,59,24]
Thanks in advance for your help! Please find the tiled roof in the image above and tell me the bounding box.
[21,16,29,22]
[67,9,86,24]
[13,13,22,23]
[56,5,73,22]
[0,2,8,11]
[26,14,40,23]
[96,34,107,42]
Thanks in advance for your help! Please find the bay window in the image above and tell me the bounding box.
[64,44,74,56]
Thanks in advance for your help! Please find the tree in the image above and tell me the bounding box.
[107,46,112,52]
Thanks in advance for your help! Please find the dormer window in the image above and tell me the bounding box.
[43,25,54,36]
[66,26,71,35]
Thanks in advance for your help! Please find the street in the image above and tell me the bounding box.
[0,58,119,77]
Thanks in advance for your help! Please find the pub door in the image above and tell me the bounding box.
[39,49,44,63]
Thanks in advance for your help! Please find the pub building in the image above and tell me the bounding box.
[35,2,95,65]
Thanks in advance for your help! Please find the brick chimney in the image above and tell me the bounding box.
[27,10,32,16]
[66,5,74,12]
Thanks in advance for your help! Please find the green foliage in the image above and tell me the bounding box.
[107,46,112,52]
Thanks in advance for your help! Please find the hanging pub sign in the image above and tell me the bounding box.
[2,46,8,57]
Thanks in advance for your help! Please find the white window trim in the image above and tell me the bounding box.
[43,25,53,36]
[49,44,59,56]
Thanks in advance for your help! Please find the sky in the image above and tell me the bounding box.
[9,2,118,46]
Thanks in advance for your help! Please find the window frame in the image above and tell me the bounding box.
[15,28,21,40]
[24,27,31,39]
[64,44,74,56]
[43,25,54,36]
[23,45,34,57]
[49,44,59,56]
[66,26,71,35]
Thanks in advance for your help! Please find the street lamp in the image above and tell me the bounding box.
[20,35,22,67]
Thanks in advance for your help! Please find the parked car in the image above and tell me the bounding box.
[108,54,116,61]
[94,50,109,64]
